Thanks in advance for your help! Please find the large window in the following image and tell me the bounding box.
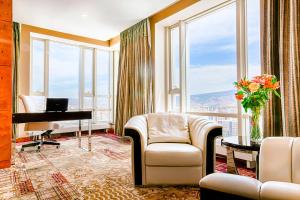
[186,3,237,114]
[48,42,80,109]
[167,0,261,137]
[31,38,116,126]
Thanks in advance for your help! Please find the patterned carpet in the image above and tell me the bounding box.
[0,135,255,200]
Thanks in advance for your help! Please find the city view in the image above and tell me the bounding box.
[189,90,238,137]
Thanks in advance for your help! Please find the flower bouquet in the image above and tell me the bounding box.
[234,74,280,142]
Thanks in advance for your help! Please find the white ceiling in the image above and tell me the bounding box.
[13,0,178,41]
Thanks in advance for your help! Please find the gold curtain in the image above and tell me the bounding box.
[262,0,300,137]
[12,22,21,139]
[115,19,153,135]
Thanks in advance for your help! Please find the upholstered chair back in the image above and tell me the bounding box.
[19,95,46,113]
[259,137,300,184]
[292,138,300,184]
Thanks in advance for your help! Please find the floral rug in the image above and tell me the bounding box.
[0,135,200,200]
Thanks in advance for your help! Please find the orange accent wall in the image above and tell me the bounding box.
[0,0,12,169]
[149,0,199,63]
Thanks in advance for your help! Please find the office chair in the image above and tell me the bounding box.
[19,95,60,151]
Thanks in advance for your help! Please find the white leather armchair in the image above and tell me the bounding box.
[199,137,300,200]
[124,114,222,185]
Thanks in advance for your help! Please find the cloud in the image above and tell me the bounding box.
[187,3,236,46]
[187,64,237,95]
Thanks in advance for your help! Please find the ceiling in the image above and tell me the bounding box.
[13,0,178,41]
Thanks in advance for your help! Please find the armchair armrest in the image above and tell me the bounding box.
[124,115,148,185]
[189,116,222,175]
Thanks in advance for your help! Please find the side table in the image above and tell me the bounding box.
[221,135,261,178]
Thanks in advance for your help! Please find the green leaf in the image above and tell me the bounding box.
[237,90,244,95]
[273,90,281,98]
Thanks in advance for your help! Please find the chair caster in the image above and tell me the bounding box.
[56,145,60,149]
[37,146,41,152]
[21,148,24,152]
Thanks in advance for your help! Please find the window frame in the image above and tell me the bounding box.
[166,0,261,136]
[30,36,116,124]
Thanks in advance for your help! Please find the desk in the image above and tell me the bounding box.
[221,136,261,178]
[12,111,93,151]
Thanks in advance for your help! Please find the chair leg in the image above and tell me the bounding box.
[41,140,60,148]
[21,141,41,151]
[41,130,60,149]
[22,130,61,152]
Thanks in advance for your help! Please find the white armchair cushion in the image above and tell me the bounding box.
[145,143,202,166]
[147,113,191,144]
[200,173,261,200]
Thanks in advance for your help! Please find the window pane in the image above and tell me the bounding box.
[96,97,109,109]
[83,97,93,110]
[84,49,93,95]
[186,3,237,114]
[202,116,238,137]
[170,27,180,89]
[170,94,180,112]
[247,0,261,79]
[31,40,45,94]
[94,111,110,122]
[48,42,80,110]
[97,50,110,95]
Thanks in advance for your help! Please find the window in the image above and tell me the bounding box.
[186,3,237,114]
[48,41,80,109]
[169,26,181,112]
[247,0,261,78]
[30,38,115,127]
[82,48,94,113]
[95,50,112,122]
[167,0,261,137]
[31,39,45,95]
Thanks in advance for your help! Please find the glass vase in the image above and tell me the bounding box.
[250,107,261,142]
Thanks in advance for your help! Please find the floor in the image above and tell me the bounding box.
[0,134,255,200]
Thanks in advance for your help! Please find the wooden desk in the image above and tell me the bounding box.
[12,111,93,151]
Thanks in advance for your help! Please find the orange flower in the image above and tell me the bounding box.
[273,81,280,89]
[253,74,273,86]
[235,93,244,100]
[238,79,251,87]
[264,80,279,90]
[248,82,260,92]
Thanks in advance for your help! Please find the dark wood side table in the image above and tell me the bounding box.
[221,136,261,178]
